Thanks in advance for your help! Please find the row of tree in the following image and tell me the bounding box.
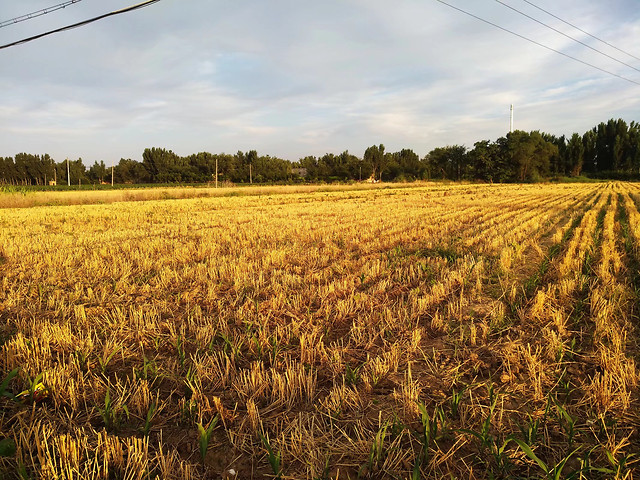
[0,150,295,186]
[1,118,638,185]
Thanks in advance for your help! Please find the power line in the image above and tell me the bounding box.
[0,0,83,29]
[433,0,640,86]
[494,0,640,74]
[520,0,640,63]
[0,0,162,50]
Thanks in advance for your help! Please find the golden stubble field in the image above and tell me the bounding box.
[0,182,639,479]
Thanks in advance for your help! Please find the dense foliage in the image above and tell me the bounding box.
[1,118,638,185]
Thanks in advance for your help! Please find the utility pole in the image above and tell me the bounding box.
[66,158,70,186]
[510,104,514,133]
[249,164,252,184]
[215,157,218,188]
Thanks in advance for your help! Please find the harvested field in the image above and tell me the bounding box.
[0,182,638,479]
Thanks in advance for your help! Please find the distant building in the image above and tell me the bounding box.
[292,167,308,177]
[48,180,57,186]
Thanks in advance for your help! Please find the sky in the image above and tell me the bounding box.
[1,0,639,165]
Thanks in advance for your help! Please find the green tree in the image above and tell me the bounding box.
[13,153,31,184]
[467,140,496,181]
[298,156,319,181]
[566,133,584,176]
[69,158,88,184]
[142,147,181,182]
[384,148,422,180]
[425,145,466,180]
[0,157,17,184]
[363,144,386,181]
[593,119,629,173]
[627,122,640,174]
[582,129,597,173]
[543,133,567,175]
[246,150,258,183]
[506,131,555,182]
[88,160,108,184]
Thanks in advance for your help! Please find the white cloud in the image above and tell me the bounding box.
[0,0,638,163]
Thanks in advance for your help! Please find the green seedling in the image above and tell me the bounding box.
[417,402,439,456]
[98,346,121,375]
[512,438,580,480]
[553,399,577,446]
[345,364,362,386]
[519,413,541,445]
[142,401,157,437]
[259,432,282,479]
[412,402,440,476]
[252,335,263,359]
[434,404,450,435]
[449,386,465,417]
[566,338,577,361]
[175,336,186,369]
[460,385,497,450]
[0,367,19,400]
[313,456,330,480]
[370,371,382,388]
[603,449,635,477]
[575,445,597,480]
[608,448,632,470]
[184,366,201,400]
[0,437,16,457]
[73,350,91,373]
[364,420,390,475]
[584,448,636,478]
[17,461,30,480]
[269,336,284,365]
[196,414,219,463]
[518,393,552,446]
[135,355,157,381]
[389,412,406,438]
[411,460,421,480]
[557,368,576,396]
[459,385,512,474]
[219,332,244,358]
[100,388,114,429]
[17,372,48,403]
[99,388,129,432]
[180,398,198,424]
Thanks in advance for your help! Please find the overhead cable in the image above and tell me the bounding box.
[0,0,83,29]
[433,0,640,86]
[495,0,640,74]
[0,0,161,50]
[521,0,640,62]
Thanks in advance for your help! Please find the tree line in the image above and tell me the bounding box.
[1,118,638,186]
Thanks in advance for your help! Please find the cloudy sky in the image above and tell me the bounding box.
[1,0,639,165]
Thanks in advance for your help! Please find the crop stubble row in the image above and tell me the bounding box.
[0,182,638,479]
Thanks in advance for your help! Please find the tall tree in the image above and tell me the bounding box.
[582,129,597,173]
[467,141,496,181]
[425,145,466,180]
[142,147,180,182]
[566,133,584,176]
[363,144,386,181]
[88,160,108,183]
